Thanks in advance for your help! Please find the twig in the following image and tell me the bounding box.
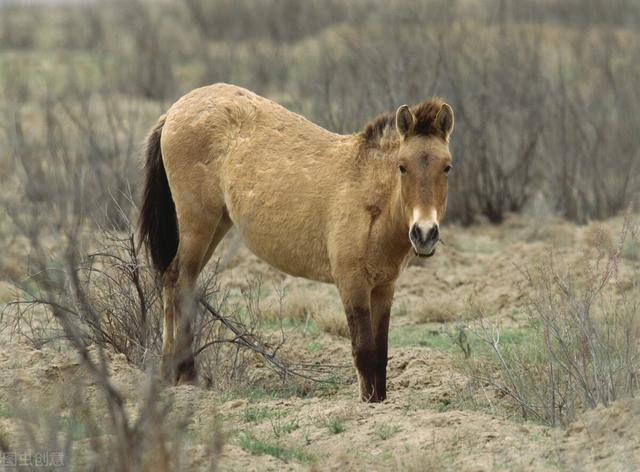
[198,297,345,384]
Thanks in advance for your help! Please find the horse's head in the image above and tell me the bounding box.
[394,101,454,257]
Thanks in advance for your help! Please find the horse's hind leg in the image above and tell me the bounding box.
[161,261,178,381]
[201,211,232,271]
[172,210,231,384]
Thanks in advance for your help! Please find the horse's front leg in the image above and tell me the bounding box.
[370,283,395,402]
[337,280,382,402]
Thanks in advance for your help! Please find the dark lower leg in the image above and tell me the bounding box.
[371,284,394,401]
[345,305,383,402]
[373,332,388,400]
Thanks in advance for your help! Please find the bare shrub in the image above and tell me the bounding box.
[3,0,639,224]
[5,223,165,366]
[83,229,162,366]
[457,216,639,425]
[0,366,221,472]
[194,275,276,389]
[1,75,150,233]
[543,33,640,223]
[2,218,220,470]
[181,0,366,44]
[108,1,177,100]
[0,5,40,49]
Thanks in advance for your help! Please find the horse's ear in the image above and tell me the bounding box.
[434,103,454,141]
[396,105,416,138]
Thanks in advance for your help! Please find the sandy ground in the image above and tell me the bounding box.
[0,214,638,471]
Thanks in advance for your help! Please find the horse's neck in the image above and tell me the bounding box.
[383,181,412,254]
[358,145,411,256]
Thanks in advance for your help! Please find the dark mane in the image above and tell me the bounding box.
[361,98,447,145]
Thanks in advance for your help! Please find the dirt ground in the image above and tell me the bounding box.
[0,214,638,471]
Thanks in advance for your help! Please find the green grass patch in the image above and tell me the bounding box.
[243,407,276,423]
[437,397,453,412]
[497,326,538,345]
[390,323,538,351]
[271,417,300,438]
[389,324,454,350]
[0,403,12,419]
[221,379,324,404]
[325,418,345,434]
[306,341,322,353]
[374,423,400,440]
[238,434,311,463]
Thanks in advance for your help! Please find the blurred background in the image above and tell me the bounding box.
[1,0,638,230]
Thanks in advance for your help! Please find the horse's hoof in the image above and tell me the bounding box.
[361,394,385,403]
[360,388,386,403]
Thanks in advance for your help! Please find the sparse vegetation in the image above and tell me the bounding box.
[456,217,640,426]
[238,433,311,463]
[1,0,639,470]
[326,418,346,435]
[374,423,401,441]
[243,407,273,424]
[271,416,300,438]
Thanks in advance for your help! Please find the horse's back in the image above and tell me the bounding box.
[160,84,355,282]
[161,83,339,172]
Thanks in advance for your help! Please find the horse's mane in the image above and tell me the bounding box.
[361,98,447,146]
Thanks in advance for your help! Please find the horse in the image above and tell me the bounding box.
[139,83,454,402]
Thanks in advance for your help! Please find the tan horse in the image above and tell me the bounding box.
[139,83,454,402]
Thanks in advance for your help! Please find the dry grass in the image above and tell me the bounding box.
[314,310,350,338]
[583,223,615,254]
[525,219,577,246]
[412,300,462,324]
[457,216,640,426]
[281,292,324,323]
[259,289,351,338]
[261,290,326,324]
[398,451,449,472]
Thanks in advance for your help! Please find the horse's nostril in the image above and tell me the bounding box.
[410,224,422,242]
[427,225,440,242]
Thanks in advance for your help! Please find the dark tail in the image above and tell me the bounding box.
[139,114,178,274]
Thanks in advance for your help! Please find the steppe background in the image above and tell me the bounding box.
[0,1,638,470]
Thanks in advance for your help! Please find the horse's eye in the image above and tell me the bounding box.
[399,165,407,174]
[443,165,452,175]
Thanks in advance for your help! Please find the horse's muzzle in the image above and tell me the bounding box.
[410,222,439,257]
[414,247,436,258]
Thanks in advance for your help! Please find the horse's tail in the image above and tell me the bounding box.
[139,114,178,274]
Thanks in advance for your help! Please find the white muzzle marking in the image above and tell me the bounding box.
[409,208,440,256]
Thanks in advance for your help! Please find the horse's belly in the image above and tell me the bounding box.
[241,231,333,283]
[225,193,334,283]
